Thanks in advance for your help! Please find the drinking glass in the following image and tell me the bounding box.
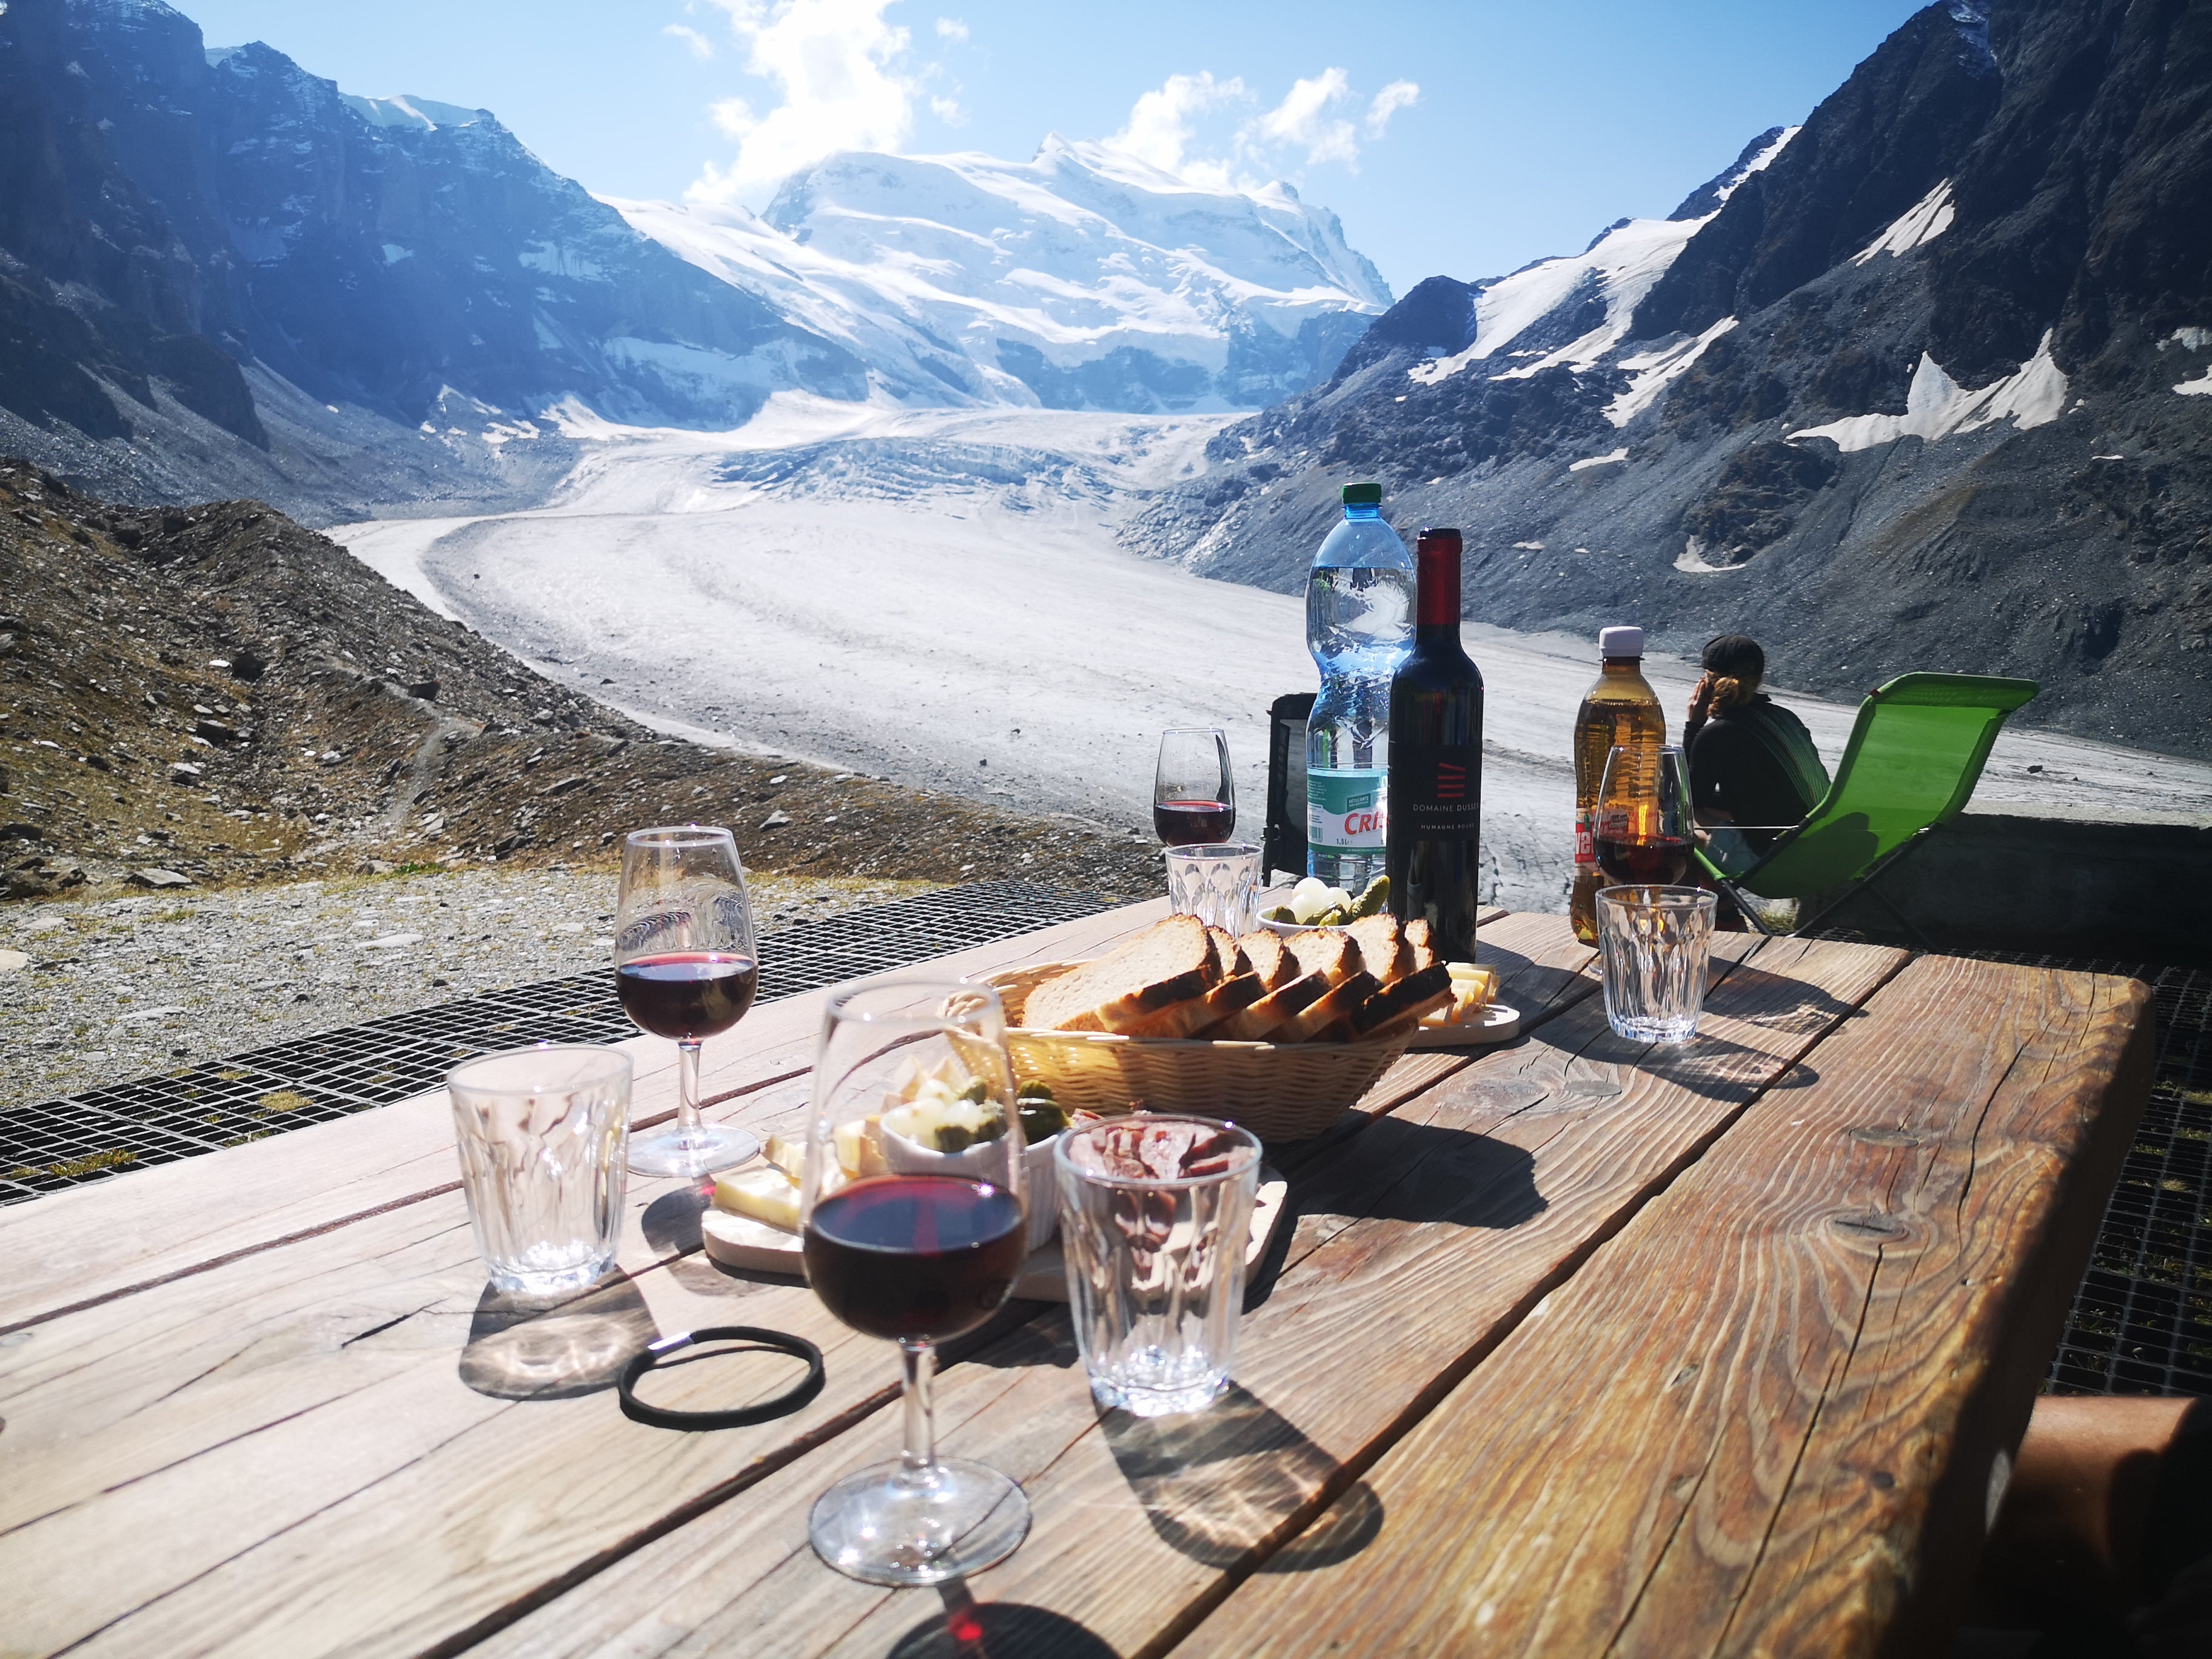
[1164,841,1263,935]
[448,1044,632,1295]
[1056,1114,1261,1416]
[614,825,762,1178]
[1154,728,1236,846]
[800,979,1032,1585]
[1595,743,1694,886]
[1597,885,1719,1044]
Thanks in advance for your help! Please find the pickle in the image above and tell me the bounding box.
[1350,874,1390,919]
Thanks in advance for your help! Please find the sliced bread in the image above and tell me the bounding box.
[1022,915,1218,1034]
[1403,919,1438,975]
[1282,969,1381,1043]
[1353,961,1456,1041]
[1234,931,1299,993]
[1347,915,1410,986]
[1284,927,1361,988]
[1125,969,1267,1039]
[1213,971,1328,1042]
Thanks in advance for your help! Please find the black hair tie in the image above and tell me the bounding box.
[617,1326,825,1430]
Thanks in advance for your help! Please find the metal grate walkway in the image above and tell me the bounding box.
[0,882,1111,1207]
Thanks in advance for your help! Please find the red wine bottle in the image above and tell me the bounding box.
[1386,528,1484,961]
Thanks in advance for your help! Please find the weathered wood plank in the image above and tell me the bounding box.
[476,932,1908,1659]
[1181,956,2154,1659]
[2,900,1167,1332]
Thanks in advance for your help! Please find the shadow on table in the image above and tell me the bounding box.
[1297,1114,1546,1231]
[1475,939,1595,1016]
[1103,1384,1385,1572]
[458,1274,659,1401]
[1708,960,1867,1036]
[642,1182,805,1301]
[886,1579,1116,1658]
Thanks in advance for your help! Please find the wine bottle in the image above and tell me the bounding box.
[1386,528,1484,960]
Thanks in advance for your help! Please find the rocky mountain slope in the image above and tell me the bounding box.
[1125,0,2212,756]
[616,137,1390,413]
[0,0,862,522]
[0,455,1161,905]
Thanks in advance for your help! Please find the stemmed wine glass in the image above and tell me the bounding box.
[1153,727,1236,846]
[1594,745,1694,887]
[800,979,1032,1585]
[613,825,763,1178]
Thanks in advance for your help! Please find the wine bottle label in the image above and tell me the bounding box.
[1392,743,1480,837]
[1574,809,1595,866]
[1308,768,1387,851]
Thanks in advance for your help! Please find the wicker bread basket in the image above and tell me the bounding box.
[984,961,1415,1144]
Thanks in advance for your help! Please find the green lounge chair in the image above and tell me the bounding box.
[1691,672,2039,946]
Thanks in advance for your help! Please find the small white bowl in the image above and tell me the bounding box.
[880,1123,1061,1249]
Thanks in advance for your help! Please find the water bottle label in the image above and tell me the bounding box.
[1574,809,1595,866]
[1309,769,1387,851]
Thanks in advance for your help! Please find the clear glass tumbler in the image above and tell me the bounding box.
[1056,1114,1261,1416]
[1597,885,1719,1044]
[448,1044,632,1295]
[1163,841,1262,936]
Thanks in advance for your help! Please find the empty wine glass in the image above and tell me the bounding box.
[1594,745,1694,887]
[1154,727,1236,846]
[800,979,1032,1585]
[614,825,762,1178]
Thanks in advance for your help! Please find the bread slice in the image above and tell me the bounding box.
[1234,931,1299,993]
[1403,919,1438,975]
[1284,970,1381,1043]
[1126,970,1267,1039]
[1353,962,1456,1041]
[1284,928,1360,989]
[1022,916,1218,1034]
[1347,915,1410,986]
[1213,971,1328,1042]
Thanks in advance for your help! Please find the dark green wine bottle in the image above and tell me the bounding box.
[1385,528,1484,960]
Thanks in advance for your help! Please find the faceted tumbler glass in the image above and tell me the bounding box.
[448,1044,632,1295]
[1055,1114,1261,1417]
[1597,885,1719,1045]
[1163,842,1262,937]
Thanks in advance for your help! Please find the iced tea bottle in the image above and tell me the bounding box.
[1569,625,1666,943]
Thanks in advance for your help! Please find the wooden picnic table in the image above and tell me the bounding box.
[0,903,2154,1658]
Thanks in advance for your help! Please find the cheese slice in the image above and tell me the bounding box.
[713,1165,801,1233]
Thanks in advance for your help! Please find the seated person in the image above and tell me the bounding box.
[1682,634,1829,860]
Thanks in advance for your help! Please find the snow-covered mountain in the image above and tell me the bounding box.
[611,137,1392,414]
[1127,0,2212,756]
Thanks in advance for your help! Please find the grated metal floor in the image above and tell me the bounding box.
[0,881,1112,1207]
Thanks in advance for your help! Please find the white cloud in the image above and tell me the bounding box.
[688,0,919,203]
[1110,71,1247,178]
[930,93,967,127]
[935,16,968,40]
[1366,79,1418,136]
[1251,68,1358,168]
[664,22,717,59]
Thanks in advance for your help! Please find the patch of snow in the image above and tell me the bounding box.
[1674,537,1745,575]
[1568,447,1629,472]
[380,243,413,265]
[1787,331,2069,452]
[2176,368,2212,397]
[1604,317,1737,427]
[1850,181,1955,265]
[341,93,486,133]
[1413,214,1711,387]
[1714,126,1799,203]
[1511,541,1545,551]
[2165,327,2211,350]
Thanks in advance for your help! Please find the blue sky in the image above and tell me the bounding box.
[178,0,1927,295]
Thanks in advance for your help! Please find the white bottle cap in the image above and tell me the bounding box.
[1598,626,1644,657]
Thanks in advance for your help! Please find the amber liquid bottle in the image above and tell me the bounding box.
[1569,626,1666,944]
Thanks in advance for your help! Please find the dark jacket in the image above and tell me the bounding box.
[1688,695,1829,854]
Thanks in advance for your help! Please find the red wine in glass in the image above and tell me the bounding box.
[803,1175,1027,1344]
[1153,799,1236,845]
[616,951,759,1041]
[1595,836,1692,886]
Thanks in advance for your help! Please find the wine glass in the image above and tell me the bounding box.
[1154,727,1236,845]
[613,825,762,1178]
[800,979,1032,1585]
[1594,744,1694,886]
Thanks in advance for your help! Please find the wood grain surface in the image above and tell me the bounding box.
[0,912,2149,1659]
[1182,955,2154,1659]
[473,927,1909,1659]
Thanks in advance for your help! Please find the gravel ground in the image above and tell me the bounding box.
[1,865,934,1106]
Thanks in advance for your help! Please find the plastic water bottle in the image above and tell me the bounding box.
[1305,481,1415,887]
